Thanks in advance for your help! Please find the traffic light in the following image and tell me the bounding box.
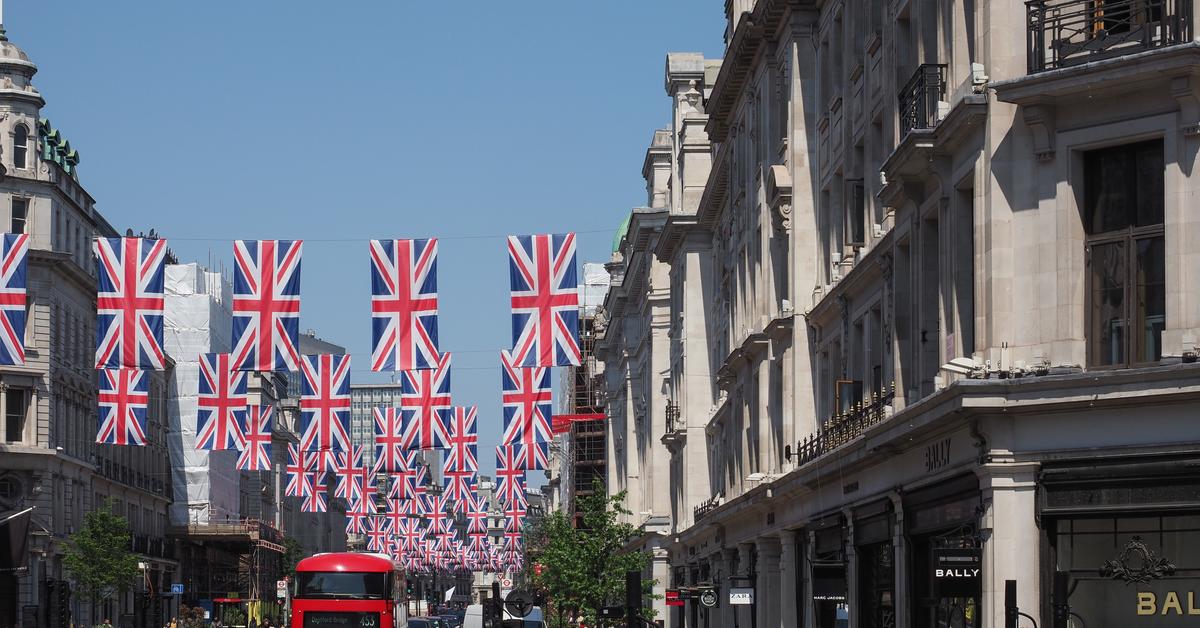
[406,579,415,596]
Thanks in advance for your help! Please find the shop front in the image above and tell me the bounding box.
[1041,456,1200,627]
[905,474,981,628]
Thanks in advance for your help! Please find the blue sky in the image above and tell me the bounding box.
[10,1,725,481]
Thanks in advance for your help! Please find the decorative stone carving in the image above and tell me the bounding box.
[1101,536,1176,584]
[767,164,793,233]
[1022,103,1057,162]
[1170,74,1200,137]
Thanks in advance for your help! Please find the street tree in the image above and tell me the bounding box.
[62,500,140,605]
[525,483,655,627]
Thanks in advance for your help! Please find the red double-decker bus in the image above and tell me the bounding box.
[291,552,407,628]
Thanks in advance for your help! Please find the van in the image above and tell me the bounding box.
[462,604,545,628]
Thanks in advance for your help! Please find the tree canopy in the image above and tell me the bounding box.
[525,485,655,627]
[63,500,140,603]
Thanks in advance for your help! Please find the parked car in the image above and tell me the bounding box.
[408,618,448,628]
[462,604,545,628]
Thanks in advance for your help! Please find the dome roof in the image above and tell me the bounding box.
[0,35,32,63]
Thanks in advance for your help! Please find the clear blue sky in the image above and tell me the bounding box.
[9,1,725,482]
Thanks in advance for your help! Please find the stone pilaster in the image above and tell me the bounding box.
[757,536,782,628]
[977,462,1041,628]
[779,532,799,628]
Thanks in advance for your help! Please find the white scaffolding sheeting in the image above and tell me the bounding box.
[164,263,240,526]
[578,262,609,316]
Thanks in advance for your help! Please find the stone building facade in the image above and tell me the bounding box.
[599,1,1200,627]
[0,30,174,628]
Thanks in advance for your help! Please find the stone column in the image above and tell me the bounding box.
[779,532,799,628]
[651,546,672,628]
[757,536,782,628]
[890,493,910,628]
[739,542,756,628]
[721,548,740,628]
[978,463,1041,628]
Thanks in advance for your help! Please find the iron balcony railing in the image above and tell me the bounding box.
[694,494,721,522]
[898,64,948,137]
[665,401,682,435]
[787,383,897,467]
[1027,0,1192,72]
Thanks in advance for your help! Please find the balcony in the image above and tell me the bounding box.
[785,384,897,467]
[898,64,947,138]
[663,401,686,449]
[1027,0,1192,73]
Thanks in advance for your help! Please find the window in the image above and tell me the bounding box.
[4,388,26,443]
[1083,139,1165,367]
[10,197,27,234]
[845,179,866,246]
[12,124,27,170]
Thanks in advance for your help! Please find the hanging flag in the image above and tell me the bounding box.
[399,352,451,450]
[0,233,29,366]
[500,350,552,446]
[94,237,167,370]
[512,441,550,472]
[387,452,421,501]
[196,353,248,451]
[424,494,453,534]
[96,368,149,446]
[494,445,527,506]
[465,496,489,535]
[507,233,580,367]
[345,496,370,535]
[231,239,302,371]
[445,406,479,471]
[372,407,407,473]
[236,405,273,471]
[503,500,527,531]
[441,468,476,506]
[365,516,390,552]
[298,354,352,453]
[369,238,440,372]
[285,443,313,497]
[334,445,368,501]
[300,472,328,512]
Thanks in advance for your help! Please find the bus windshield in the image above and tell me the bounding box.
[295,571,390,599]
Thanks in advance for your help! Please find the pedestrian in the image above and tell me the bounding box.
[102,619,113,627]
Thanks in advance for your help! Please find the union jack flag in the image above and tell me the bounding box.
[388,453,422,500]
[346,495,372,535]
[369,238,440,372]
[196,353,248,451]
[442,469,476,506]
[507,233,580,367]
[236,405,273,471]
[306,448,339,475]
[445,406,479,472]
[231,239,302,372]
[395,519,423,554]
[500,350,552,446]
[503,501,527,531]
[0,234,29,366]
[513,441,550,471]
[298,354,352,453]
[334,445,368,501]
[300,472,328,512]
[365,516,390,552]
[465,495,488,534]
[94,237,167,370]
[372,407,407,473]
[382,500,408,534]
[96,369,148,446]
[400,352,451,450]
[285,444,313,497]
[494,445,527,506]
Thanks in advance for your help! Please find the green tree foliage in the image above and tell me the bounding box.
[175,605,209,628]
[63,500,139,603]
[525,485,655,627]
[281,537,305,579]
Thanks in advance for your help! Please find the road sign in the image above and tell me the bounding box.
[729,587,754,605]
[276,580,288,599]
[665,589,684,607]
[170,584,184,596]
[505,589,535,618]
[599,607,625,619]
[700,589,718,608]
[500,576,513,588]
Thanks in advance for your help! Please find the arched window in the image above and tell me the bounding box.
[12,124,27,169]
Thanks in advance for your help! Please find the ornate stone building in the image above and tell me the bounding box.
[0,28,174,628]
[600,1,1200,627]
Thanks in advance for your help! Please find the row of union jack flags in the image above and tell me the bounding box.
[0,234,581,372]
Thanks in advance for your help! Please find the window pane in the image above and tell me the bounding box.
[1135,236,1165,363]
[1084,147,1134,234]
[1089,241,1126,366]
[1134,141,1164,227]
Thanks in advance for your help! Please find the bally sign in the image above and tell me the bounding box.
[932,548,982,599]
